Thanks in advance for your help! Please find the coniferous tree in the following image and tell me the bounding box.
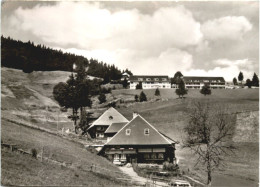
[155,88,160,96]
[139,91,147,102]
[252,73,259,87]
[175,79,187,99]
[238,71,244,85]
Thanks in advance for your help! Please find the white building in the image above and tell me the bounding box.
[129,75,171,89]
[183,76,226,89]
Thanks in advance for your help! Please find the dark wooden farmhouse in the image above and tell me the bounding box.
[99,114,176,165]
[87,107,129,139]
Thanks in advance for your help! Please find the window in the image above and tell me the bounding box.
[144,153,150,159]
[144,128,149,135]
[126,129,131,135]
[151,153,157,159]
[146,78,151,81]
[114,154,119,160]
[138,78,143,81]
[154,78,159,81]
[109,116,113,120]
[162,78,167,81]
[158,153,164,159]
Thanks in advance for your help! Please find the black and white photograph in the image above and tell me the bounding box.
[1,1,259,186]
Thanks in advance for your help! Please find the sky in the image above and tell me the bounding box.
[1,1,259,81]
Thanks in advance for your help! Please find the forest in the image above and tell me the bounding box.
[1,36,132,83]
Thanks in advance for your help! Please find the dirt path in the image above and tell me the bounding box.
[119,165,168,186]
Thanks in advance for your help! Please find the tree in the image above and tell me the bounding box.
[134,94,139,102]
[155,88,160,96]
[171,71,183,85]
[232,77,238,85]
[252,73,259,87]
[238,71,244,85]
[53,63,93,134]
[122,78,128,88]
[183,101,235,186]
[136,81,143,89]
[139,91,147,102]
[245,79,252,88]
[98,93,107,104]
[175,79,187,99]
[200,84,211,96]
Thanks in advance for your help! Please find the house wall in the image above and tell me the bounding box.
[104,145,175,164]
[130,82,171,89]
[185,82,225,89]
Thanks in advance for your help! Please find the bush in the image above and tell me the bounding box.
[31,148,38,159]
[163,161,179,172]
[98,93,106,104]
[100,87,111,94]
[155,88,160,96]
[139,91,147,102]
[134,95,139,102]
[136,82,142,89]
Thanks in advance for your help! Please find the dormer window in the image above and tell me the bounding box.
[126,129,131,135]
[109,116,113,120]
[144,128,149,135]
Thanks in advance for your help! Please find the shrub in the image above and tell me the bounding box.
[155,88,160,96]
[136,82,142,89]
[98,93,106,104]
[139,91,147,102]
[134,95,139,102]
[31,148,38,159]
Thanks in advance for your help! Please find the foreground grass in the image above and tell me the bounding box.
[1,119,126,186]
[2,147,126,186]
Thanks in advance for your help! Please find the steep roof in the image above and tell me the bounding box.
[88,107,129,130]
[104,122,128,134]
[105,115,174,145]
[183,76,225,83]
[129,75,169,82]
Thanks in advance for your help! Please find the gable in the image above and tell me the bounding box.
[106,115,172,145]
[88,107,129,130]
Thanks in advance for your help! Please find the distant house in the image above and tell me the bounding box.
[87,107,129,139]
[121,72,130,81]
[129,75,171,89]
[183,76,226,89]
[99,114,176,165]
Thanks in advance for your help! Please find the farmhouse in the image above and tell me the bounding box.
[129,75,171,89]
[99,114,176,165]
[183,76,226,89]
[87,107,129,139]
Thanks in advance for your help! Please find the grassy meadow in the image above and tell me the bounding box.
[1,67,259,186]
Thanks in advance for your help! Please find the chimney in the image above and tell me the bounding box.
[133,112,138,119]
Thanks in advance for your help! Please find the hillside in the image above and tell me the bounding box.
[1,67,259,186]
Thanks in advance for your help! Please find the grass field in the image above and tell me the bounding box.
[1,119,126,186]
[2,67,259,186]
[113,89,259,185]
[2,147,126,186]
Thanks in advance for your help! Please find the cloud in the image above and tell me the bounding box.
[201,16,252,41]
[5,2,202,52]
[60,47,193,77]
[184,58,256,81]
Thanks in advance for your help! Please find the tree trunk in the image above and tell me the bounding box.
[207,146,212,186]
